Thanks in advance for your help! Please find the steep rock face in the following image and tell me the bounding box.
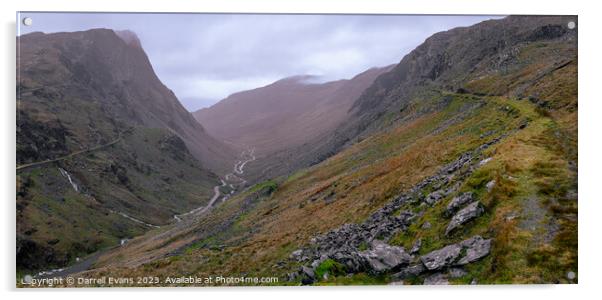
[351,16,576,116]
[297,16,577,173]
[18,29,235,173]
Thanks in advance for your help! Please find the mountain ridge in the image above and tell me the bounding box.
[16,28,235,271]
[78,15,577,285]
[18,28,236,173]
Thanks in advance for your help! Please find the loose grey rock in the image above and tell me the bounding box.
[420,244,462,270]
[457,235,491,265]
[311,259,323,269]
[486,180,496,192]
[445,201,484,235]
[445,192,474,216]
[420,235,492,271]
[423,273,449,285]
[478,157,492,166]
[301,266,315,279]
[289,138,503,281]
[331,250,366,273]
[359,240,412,273]
[410,238,422,254]
[421,221,432,229]
[290,249,303,259]
[425,190,445,205]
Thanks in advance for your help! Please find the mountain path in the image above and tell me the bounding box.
[16,129,131,172]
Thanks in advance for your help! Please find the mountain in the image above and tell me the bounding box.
[18,29,235,173]
[78,15,577,286]
[331,15,578,152]
[16,29,235,272]
[193,66,392,181]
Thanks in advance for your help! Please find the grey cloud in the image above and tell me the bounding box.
[18,13,501,111]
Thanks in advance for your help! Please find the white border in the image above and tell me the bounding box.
[2,0,599,299]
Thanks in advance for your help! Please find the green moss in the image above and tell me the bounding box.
[315,259,346,280]
[358,241,369,251]
[249,180,278,193]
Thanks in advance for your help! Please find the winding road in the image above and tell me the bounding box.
[173,179,227,221]
[173,147,256,222]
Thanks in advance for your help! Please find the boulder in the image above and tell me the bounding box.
[358,240,412,273]
[420,244,462,271]
[420,235,491,271]
[445,192,474,217]
[445,201,484,235]
[457,235,491,265]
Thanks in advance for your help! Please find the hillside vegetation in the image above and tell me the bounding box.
[16,29,227,274]
[17,15,577,286]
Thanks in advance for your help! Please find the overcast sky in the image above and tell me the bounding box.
[18,13,500,111]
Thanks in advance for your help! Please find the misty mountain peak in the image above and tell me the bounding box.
[115,29,142,48]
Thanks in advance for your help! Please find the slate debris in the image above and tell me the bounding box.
[445,201,485,235]
[445,192,474,217]
[289,139,501,284]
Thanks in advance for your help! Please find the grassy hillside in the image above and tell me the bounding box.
[17,16,576,286]
[81,81,576,284]
[17,125,219,274]
[16,29,227,275]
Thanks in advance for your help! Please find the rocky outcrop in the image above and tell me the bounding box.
[425,190,445,205]
[445,201,485,235]
[358,240,412,273]
[420,243,462,271]
[445,192,474,217]
[420,235,491,270]
[288,139,500,284]
[456,236,492,265]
